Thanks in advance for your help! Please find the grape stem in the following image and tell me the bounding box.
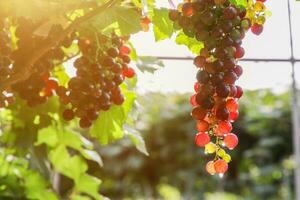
[0,0,119,91]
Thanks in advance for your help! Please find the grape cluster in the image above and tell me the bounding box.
[10,19,74,107]
[169,0,267,175]
[246,0,270,35]
[0,15,135,129]
[57,33,135,128]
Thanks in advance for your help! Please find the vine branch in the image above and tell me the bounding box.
[0,0,118,91]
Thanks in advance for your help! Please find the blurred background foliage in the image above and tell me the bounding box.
[91,89,294,200]
[0,88,295,199]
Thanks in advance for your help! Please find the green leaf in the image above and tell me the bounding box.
[71,195,91,200]
[81,6,142,36]
[60,130,83,150]
[175,31,204,54]
[34,16,69,37]
[129,42,138,61]
[49,145,87,181]
[152,8,174,41]
[36,126,58,147]
[81,149,103,167]
[90,84,136,145]
[136,56,164,74]
[75,174,103,200]
[125,126,149,156]
[53,65,70,87]
[25,171,58,200]
[229,0,247,8]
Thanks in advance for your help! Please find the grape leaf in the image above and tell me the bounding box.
[71,195,91,200]
[80,6,142,36]
[175,31,203,54]
[75,174,103,200]
[81,149,103,167]
[36,126,58,148]
[152,8,174,41]
[229,0,247,8]
[49,145,87,181]
[34,16,69,37]
[136,56,164,74]
[24,171,58,200]
[90,84,136,145]
[125,125,149,156]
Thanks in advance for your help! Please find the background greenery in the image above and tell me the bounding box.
[0,89,295,199]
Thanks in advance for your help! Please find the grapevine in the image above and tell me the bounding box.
[169,0,269,175]
[0,1,135,129]
[60,33,134,128]
[0,0,274,198]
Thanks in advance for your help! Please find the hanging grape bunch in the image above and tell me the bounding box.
[11,19,74,108]
[0,17,69,108]
[169,0,268,175]
[58,33,135,128]
[0,15,135,129]
[246,0,270,35]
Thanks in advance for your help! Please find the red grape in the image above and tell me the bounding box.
[224,133,239,149]
[196,120,209,132]
[214,159,228,174]
[206,161,216,175]
[195,132,210,147]
[251,23,264,35]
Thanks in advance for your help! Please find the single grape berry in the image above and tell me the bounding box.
[194,82,201,92]
[119,45,131,55]
[233,65,243,77]
[217,120,232,135]
[216,107,230,120]
[182,3,194,17]
[195,132,210,147]
[223,6,237,20]
[194,56,206,68]
[223,71,238,85]
[200,96,215,109]
[190,94,198,106]
[79,118,92,129]
[214,159,228,174]
[206,161,216,175]
[226,99,239,112]
[205,142,217,154]
[63,109,75,121]
[123,67,135,78]
[229,110,239,122]
[216,84,230,98]
[196,70,210,84]
[235,46,245,58]
[251,23,264,35]
[235,86,243,98]
[196,120,209,132]
[224,133,239,150]
[191,106,207,120]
